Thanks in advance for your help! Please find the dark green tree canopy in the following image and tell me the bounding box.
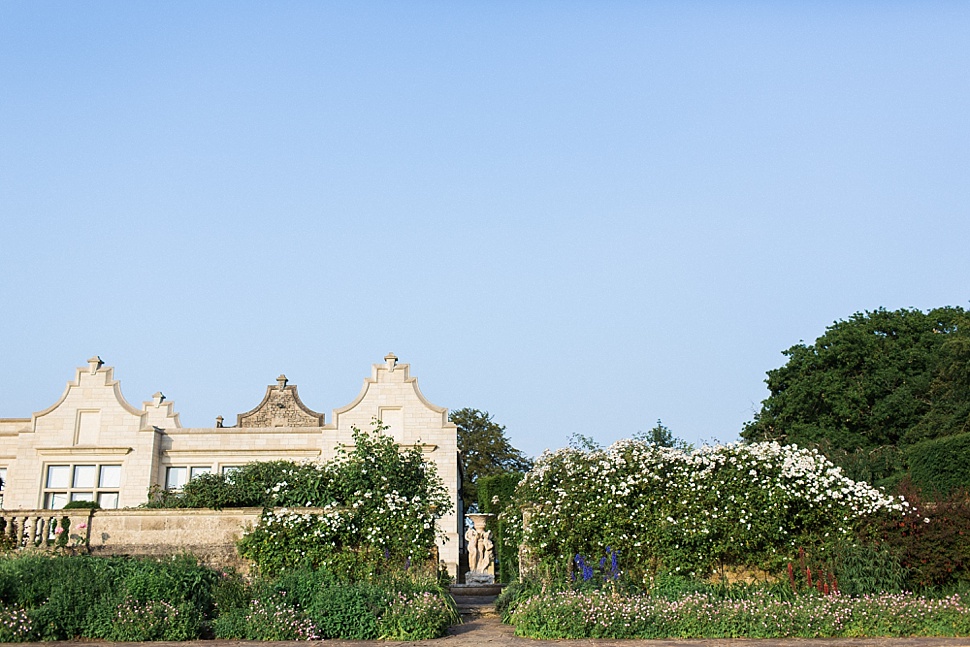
[449,408,533,509]
[743,306,970,456]
[633,419,692,450]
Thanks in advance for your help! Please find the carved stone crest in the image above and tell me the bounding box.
[236,374,325,427]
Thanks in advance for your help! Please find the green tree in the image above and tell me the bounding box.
[448,408,532,510]
[633,419,692,450]
[742,306,970,484]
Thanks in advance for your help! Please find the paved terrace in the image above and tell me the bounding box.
[14,618,970,647]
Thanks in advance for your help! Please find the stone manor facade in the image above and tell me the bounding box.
[0,354,463,573]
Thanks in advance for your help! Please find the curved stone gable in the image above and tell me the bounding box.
[236,375,325,428]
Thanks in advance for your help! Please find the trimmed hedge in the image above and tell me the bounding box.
[908,433,970,497]
[478,472,523,582]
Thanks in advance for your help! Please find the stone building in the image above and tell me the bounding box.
[0,353,463,574]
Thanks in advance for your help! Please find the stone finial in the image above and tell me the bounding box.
[384,352,398,371]
[216,416,224,428]
[276,374,288,389]
[87,356,103,374]
[152,392,165,408]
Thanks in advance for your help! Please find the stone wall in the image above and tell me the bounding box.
[1,508,262,573]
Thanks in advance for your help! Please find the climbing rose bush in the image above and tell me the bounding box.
[238,425,452,575]
[514,440,912,578]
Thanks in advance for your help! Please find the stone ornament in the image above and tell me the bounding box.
[236,374,326,427]
[464,513,495,584]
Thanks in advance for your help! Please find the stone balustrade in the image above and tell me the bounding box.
[0,509,94,549]
[0,508,263,571]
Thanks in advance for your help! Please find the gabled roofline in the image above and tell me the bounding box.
[330,354,457,430]
[32,358,143,425]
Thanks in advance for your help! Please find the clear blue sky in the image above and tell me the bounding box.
[2,2,968,458]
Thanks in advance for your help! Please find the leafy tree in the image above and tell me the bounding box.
[633,419,692,450]
[567,433,601,451]
[448,408,532,510]
[742,306,970,485]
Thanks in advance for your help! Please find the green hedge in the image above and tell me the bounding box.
[908,433,970,497]
[478,472,523,582]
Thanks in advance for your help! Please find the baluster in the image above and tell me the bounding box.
[35,516,44,548]
[15,516,26,549]
[35,516,48,548]
[26,515,38,546]
[41,516,52,545]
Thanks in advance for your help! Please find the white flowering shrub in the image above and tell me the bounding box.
[238,425,451,575]
[514,440,911,578]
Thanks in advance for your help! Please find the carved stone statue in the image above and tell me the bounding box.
[465,526,480,573]
[464,513,496,584]
[480,530,493,571]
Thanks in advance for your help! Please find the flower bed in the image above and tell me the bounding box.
[508,589,970,639]
[0,554,457,642]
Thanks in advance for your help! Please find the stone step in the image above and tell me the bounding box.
[450,585,500,620]
[455,601,499,619]
[450,583,505,597]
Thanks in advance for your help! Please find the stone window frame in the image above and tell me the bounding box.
[42,463,121,509]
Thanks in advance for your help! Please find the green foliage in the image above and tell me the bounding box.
[743,306,970,485]
[98,598,204,641]
[862,481,970,589]
[211,597,319,640]
[478,472,522,513]
[211,567,457,640]
[507,588,970,639]
[634,419,693,450]
[377,589,459,640]
[310,583,386,639]
[143,422,451,577]
[568,432,601,451]
[809,440,907,491]
[0,604,33,642]
[826,541,908,597]
[912,327,970,441]
[478,472,523,582]
[515,440,912,581]
[907,433,970,497]
[237,424,451,576]
[0,554,221,641]
[61,500,99,510]
[449,408,532,509]
[0,554,459,641]
[145,460,328,509]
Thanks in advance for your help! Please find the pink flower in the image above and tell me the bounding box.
[77,523,87,530]
[54,527,64,535]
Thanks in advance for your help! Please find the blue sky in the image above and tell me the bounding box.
[2,2,968,458]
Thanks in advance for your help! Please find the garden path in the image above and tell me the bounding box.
[13,630,970,646]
